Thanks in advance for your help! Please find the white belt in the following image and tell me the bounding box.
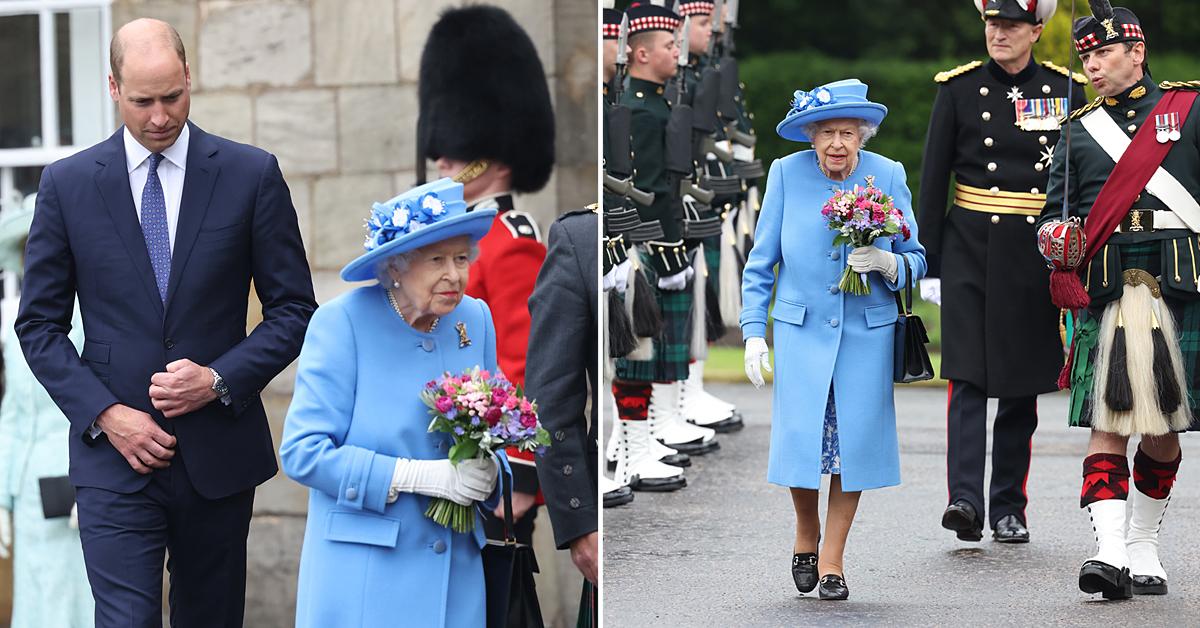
[1114,209,1189,233]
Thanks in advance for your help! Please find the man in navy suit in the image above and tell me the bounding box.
[16,18,316,627]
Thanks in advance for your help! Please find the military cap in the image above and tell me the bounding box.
[976,0,1057,24]
[417,5,555,194]
[603,8,622,39]
[625,2,681,35]
[1073,1,1144,53]
[675,1,714,16]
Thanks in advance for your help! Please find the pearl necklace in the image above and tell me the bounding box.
[817,153,859,182]
[387,288,439,333]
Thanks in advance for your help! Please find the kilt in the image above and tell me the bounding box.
[1068,241,1200,431]
[615,255,693,382]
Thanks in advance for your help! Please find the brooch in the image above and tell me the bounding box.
[456,321,471,348]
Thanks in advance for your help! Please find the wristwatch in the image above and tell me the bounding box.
[209,367,231,404]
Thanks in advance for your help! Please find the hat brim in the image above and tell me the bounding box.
[776,103,888,142]
[339,208,498,282]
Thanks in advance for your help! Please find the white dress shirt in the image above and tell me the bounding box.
[124,124,189,252]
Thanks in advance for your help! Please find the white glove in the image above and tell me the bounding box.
[606,259,631,293]
[389,457,498,506]
[657,266,694,291]
[848,246,898,282]
[602,266,618,292]
[920,278,942,306]
[744,337,772,389]
[0,506,11,559]
[69,503,79,530]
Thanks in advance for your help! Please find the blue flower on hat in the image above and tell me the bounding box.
[789,87,835,115]
[363,192,451,252]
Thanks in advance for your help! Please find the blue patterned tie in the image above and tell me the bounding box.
[141,153,171,302]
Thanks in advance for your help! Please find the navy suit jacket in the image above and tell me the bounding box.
[16,123,317,499]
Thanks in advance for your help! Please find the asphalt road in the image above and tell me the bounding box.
[603,384,1200,627]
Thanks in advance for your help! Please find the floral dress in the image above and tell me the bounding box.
[820,386,842,475]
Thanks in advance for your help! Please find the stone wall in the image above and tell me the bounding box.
[0,2,591,627]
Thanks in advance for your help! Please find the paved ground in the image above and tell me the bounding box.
[603,384,1200,627]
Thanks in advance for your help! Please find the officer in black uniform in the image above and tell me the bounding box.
[917,0,1087,543]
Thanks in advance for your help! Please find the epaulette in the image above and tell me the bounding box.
[1042,61,1088,85]
[1160,80,1200,91]
[934,60,983,83]
[1068,96,1105,121]
[500,210,542,242]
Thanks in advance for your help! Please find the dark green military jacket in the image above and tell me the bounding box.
[1039,76,1200,302]
[623,76,680,242]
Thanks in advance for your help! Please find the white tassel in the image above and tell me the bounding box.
[690,245,709,361]
[719,207,743,323]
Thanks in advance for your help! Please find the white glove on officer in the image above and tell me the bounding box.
[920,278,942,306]
[0,506,11,559]
[657,266,694,291]
[388,457,498,506]
[604,259,631,293]
[848,246,899,283]
[743,337,772,389]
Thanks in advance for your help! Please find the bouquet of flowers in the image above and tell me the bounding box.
[821,183,911,295]
[420,367,551,532]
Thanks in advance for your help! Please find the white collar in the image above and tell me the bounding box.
[469,190,514,209]
[124,123,190,174]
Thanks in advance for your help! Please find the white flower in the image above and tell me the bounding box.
[422,194,446,216]
[392,207,410,228]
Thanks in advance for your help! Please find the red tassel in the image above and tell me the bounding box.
[1050,269,1091,310]
[1058,334,1075,391]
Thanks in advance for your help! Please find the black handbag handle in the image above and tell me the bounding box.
[500,459,517,545]
[894,255,913,317]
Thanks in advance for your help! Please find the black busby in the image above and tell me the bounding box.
[418,5,555,194]
[1073,1,1144,53]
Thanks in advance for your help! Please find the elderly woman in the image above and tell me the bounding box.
[741,79,927,601]
[280,178,503,627]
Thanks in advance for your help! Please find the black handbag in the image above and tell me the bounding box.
[38,475,75,518]
[482,465,545,628]
[893,257,934,383]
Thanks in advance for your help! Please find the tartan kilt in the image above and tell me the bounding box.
[1068,241,1200,431]
[703,234,721,294]
[615,257,694,382]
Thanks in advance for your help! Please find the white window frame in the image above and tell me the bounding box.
[0,0,113,317]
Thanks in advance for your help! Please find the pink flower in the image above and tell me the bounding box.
[479,369,492,380]
[520,399,532,413]
[435,396,454,413]
[504,397,519,410]
[520,412,537,428]
[492,388,508,405]
[485,406,503,426]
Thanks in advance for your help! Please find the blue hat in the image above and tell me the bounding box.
[776,79,888,143]
[339,178,496,282]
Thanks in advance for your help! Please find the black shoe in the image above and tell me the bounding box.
[1079,560,1133,600]
[603,486,634,508]
[942,500,983,542]
[818,574,849,600]
[992,514,1030,544]
[628,474,687,492]
[661,453,691,467]
[791,553,818,593]
[660,438,720,455]
[699,415,745,433]
[1131,574,1168,595]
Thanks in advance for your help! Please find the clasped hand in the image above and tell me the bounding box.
[149,358,218,418]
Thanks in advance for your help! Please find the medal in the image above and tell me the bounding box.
[1014,98,1069,132]
[1154,112,1181,143]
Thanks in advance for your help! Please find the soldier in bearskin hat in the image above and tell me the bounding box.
[417,4,553,546]
[918,0,1086,544]
[1037,0,1200,600]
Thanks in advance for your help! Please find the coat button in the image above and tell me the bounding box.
[981,111,991,121]
[1128,124,1137,133]
[1031,187,1040,195]
[563,464,574,476]
[984,137,994,147]
[164,338,175,349]
[830,250,840,261]
[554,430,566,442]
[979,86,989,96]
[1026,216,1036,225]
[1035,162,1045,172]
[421,339,435,352]
[433,540,446,553]
[829,318,839,328]
[987,162,997,172]
[989,186,1000,195]
[569,497,581,509]
[345,487,358,500]
[1042,84,1052,94]
[1039,135,1048,145]
[1127,110,1137,119]
[829,285,839,294]
[991,215,1000,224]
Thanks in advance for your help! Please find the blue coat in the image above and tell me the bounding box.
[740,150,927,492]
[281,288,500,628]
